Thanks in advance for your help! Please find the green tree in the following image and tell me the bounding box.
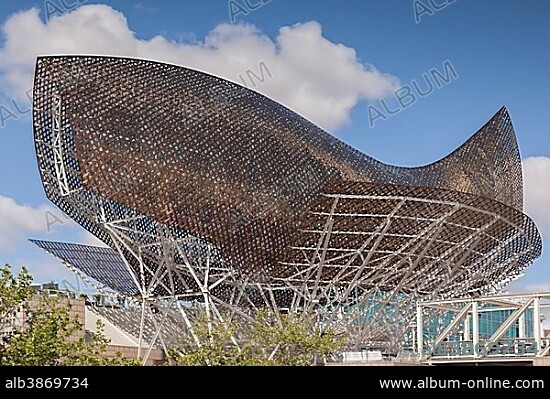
[0,265,32,327]
[170,309,345,366]
[0,264,137,366]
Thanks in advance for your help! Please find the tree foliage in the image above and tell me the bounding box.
[1,264,345,366]
[0,265,32,326]
[169,310,345,366]
[0,264,136,366]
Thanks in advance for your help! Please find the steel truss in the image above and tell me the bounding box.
[417,293,550,364]
[275,190,540,353]
[32,186,541,364]
[31,56,543,364]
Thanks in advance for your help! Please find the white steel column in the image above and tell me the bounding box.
[519,313,526,339]
[417,305,423,357]
[472,301,479,358]
[463,314,470,341]
[137,297,147,359]
[534,296,541,352]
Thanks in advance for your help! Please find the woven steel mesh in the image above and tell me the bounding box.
[33,56,541,299]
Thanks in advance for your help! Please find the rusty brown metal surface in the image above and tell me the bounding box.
[32,56,541,298]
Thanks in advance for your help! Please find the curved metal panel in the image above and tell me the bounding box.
[32,55,540,290]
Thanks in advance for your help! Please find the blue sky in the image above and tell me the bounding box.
[0,0,548,293]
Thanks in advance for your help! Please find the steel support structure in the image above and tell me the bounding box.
[418,292,550,364]
[31,56,543,362]
[276,192,540,352]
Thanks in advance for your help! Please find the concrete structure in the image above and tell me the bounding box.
[84,305,165,365]
[4,284,164,365]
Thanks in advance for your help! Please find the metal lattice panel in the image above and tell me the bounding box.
[282,181,541,296]
[33,56,532,281]
[88,305,184,348]
[30,239,138,296]
[31,55,542,353]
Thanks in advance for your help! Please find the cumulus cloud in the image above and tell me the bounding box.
[524,157,550,236]
[0,194,99,254]
[0,195,56,250]
[79,231,109,248]
[0,5,399,130]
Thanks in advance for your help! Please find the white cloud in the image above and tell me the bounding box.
[0,195,55,250]
[0,194,111,250]
[524,157,550,237]
[525,283,550,293]
[78,231,109,248]
[0,5,399,131]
